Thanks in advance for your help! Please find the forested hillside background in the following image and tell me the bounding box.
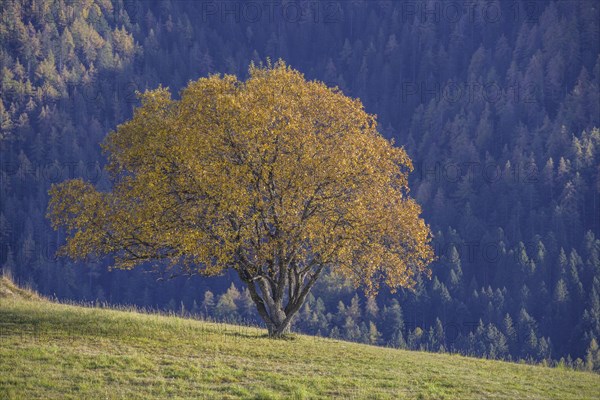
[1,0,599,370]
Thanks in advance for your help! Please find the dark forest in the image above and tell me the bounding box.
[1,0,599,370]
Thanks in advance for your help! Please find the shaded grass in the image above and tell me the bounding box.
[0,279,599,399]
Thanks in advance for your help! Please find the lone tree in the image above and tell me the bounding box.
[47,62,434,337]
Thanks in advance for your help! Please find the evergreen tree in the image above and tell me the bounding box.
[584,338,600,371]
[368,321,382,345]
[215,284,241,323]
[201,290,215,317]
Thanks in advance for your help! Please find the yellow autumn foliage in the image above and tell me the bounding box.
[47,61,433,297]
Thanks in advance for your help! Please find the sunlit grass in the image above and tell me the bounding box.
[1,276,598,399]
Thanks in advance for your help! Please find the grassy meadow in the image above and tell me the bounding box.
[1,275,598,399]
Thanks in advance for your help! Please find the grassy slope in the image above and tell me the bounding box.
[0,276,598,400]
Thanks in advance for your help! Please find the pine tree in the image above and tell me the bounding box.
[0,100,13,138]
[584,338,600,371]
[447,245,464,295]
[201,290,215,317]
[502,313,517,355]
[407,327,424,350]
[537,337,552,362]
[368,321,382,345]
[553,279,569,303]
[381,299,405,347]
[343,316,361,342]
[330,326,341,339]
[347,294,362,322]
[239,288,255,321]
[335,300,346,325]
[365,296,379,321]
[215,284,240,323]
[434,318,445,352]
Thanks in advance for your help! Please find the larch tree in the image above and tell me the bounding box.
[47,61,434,337]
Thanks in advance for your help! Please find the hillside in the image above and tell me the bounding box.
[1,277,598,400]
[1,0,599,367]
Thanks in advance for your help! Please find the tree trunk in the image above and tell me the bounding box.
[264,301,293,337]
[237,264,324,338]
[266,318,292,338]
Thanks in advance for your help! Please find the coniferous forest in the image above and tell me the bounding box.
[1,0,599,370]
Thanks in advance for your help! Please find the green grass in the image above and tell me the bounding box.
[1,276,599,399]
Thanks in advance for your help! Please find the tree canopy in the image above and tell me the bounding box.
[47,61,433,336]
